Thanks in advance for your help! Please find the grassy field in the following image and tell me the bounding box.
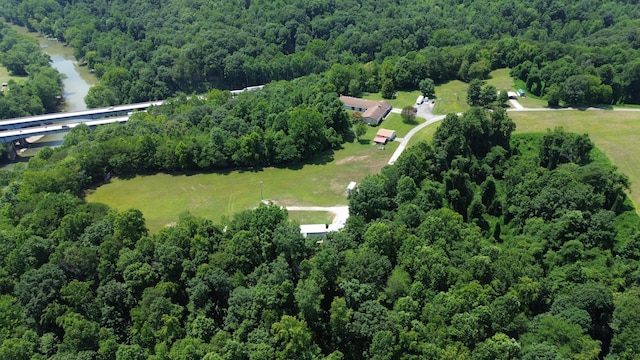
[408,123,439,146]
[432,80,469,115]
[87,70,640,232]
[379,113,424,138]
[486,68,515,91]
[86,125,399,232]
[364,90,422,109]
[288,211,334,225]
[0,66,27,86]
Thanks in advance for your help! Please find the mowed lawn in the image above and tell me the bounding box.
[486,68,515,92]
[433,80,469,115]
[364,90,422,109]
[86,125,399,232]
[0,66,27,86]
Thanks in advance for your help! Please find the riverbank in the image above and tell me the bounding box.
[6,22,98,112]
[2,22,99,164]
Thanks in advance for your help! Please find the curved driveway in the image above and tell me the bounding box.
[284,101,640,229]
[387,101,640,165]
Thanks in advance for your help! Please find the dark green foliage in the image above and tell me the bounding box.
[1,2,640,358]
[0,24,64,122]
[539,128,594,169]
[433,107,515,169]
[419,78,436,98]
[380,78,395,99]
[400,106,416,124]
[58,77,351,176]
[0,123,638,358]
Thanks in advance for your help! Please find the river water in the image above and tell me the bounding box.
[4,23,98,161]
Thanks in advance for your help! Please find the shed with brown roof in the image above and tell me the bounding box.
[373,128,396,144]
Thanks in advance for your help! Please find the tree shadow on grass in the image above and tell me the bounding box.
[279,151,335,170]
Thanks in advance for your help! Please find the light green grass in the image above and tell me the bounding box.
[486,68,515,91]
[510,110,640,210]
[379,113,424,138]
[517,96,547,108]
[432,80,470,115]
[288,211,334,225]
[408,123,439,146]
[0,66,27,86]
[86,136,397,232]
[364,90,422,109]
[513,79,547,108]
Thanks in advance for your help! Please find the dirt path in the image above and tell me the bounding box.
[285,205,350,231]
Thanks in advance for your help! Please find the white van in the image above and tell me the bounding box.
[416,95,424,105]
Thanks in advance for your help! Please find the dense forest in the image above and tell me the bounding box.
[58,76,351,177]
[2,0,640,359]
[1,0,639,105]
[1,103,640,359]
[0,22,64,118]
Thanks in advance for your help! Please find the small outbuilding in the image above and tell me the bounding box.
[300,224,329,238]
[517,89,526,97]
[346,181,357,196]
[373,128,396,144]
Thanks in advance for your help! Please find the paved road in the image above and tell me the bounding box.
[509,99,524,109]
[387,102,640,165]
[274,103,640,231]
[388,115,446,165]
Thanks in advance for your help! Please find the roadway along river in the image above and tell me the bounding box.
[7,23,98,156]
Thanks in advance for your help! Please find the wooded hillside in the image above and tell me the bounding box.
[1,104,640,359]
[1,0,639,105]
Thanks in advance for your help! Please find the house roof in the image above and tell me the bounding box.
[376,129,395,138]
[363,102,391,122]
[374,135,388,144]
[340,95,392,123]
[339,95,379,109]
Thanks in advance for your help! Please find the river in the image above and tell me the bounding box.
[7,23,98,158]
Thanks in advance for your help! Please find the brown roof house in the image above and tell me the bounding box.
[340,95,392,126]
[373,128,397,144]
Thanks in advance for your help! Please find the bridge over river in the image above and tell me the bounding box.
[0,101,164,131]
[0,101,163,160]
[0,85,264,160]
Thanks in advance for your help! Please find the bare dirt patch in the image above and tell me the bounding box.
[336,155,368,165]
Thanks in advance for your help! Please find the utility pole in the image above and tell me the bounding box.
[260,180,263,201]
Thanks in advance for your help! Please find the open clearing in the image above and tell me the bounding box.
[86,70,640,231]
[364,90,422,110]
[486,68,515,91]
[0,66,28,86]
[288,210,334,225]
[86,124,398,232]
